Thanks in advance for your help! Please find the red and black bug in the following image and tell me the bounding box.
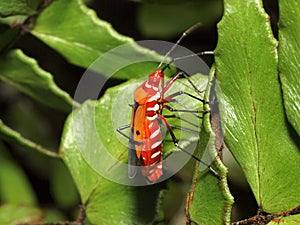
[117,23,220,182]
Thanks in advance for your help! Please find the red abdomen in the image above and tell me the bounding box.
[141,119,163,182]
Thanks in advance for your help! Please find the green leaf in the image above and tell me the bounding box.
[0,143,37,204]
[267,214,300,225]
[278,0,300,136]
[0,204,42,225]
[186,67,233,224]
[60,100,164,224]
[0,119,58,158]
[0,0,40,17]
[0,49,76,112]
[31,0,161,78]
[215,0,300,213]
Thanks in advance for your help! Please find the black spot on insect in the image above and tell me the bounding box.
[136,130,141,136]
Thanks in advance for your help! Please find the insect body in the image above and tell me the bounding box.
[128,70,165,182]
[121,69,206,182]
[117,23,220,182]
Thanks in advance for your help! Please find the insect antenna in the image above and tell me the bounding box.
[158,22,202,69]
[161,51,214,72]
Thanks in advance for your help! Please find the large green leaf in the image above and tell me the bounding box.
[185,68,233,225]
[0,49,76,112]
[60,73,212,224]
[31,0,161,79]
[215,0,300,214]
[278,0,300,136]
[60,101,164,224]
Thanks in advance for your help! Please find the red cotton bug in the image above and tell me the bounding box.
[117,23,220,182]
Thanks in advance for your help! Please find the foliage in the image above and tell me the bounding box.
[0,0,299,224]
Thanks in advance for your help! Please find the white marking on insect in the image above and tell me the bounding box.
[150,129,160,139]
[145,82,151,89]
[152,86,159,91]
[148,92,160,102]
[151,151,161,159]
[149,168,155,174]
[151,140,162,149]
[149,122,154,128]
[147,115,158,120]
[147,104,159,112]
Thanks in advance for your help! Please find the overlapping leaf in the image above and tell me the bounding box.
[60,100,163,224]
[215,0,300,214]
[278,1,300,136]
[0,49,75,112]
[31,0,161,79]
[186,68,233,225]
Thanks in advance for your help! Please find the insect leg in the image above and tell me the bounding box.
[116,124,131,140]
[116,125,142,179]
[128,135,138,179]
[163,71,205,96]
[178,71,206,96]
[169,125,199,135]
[163,104,209,115]
[158,115,221,179]
[163,73,182,93]
[164,114,201,128]
[163,90,205,103]
[116,125,143,145]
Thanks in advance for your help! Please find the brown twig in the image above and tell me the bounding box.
[232,205,300,225]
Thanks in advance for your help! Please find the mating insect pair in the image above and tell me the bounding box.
[117,23,220,182]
